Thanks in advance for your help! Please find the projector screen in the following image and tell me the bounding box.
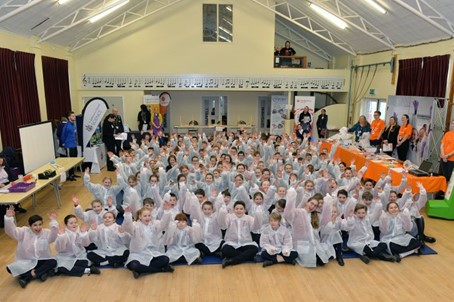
[19,121,56,174]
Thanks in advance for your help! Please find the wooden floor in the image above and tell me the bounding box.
[1,171,454,302]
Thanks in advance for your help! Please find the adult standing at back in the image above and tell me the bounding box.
[396,114,412,161]
[316,109,328,138]
[111,108,124,154]
[381,116,400,156]
[61,111,78,181]
[137,105,151,131]
[279,41,296,56]
[370,111,385,147]
[103,114,117,171]
[440,119,454,182]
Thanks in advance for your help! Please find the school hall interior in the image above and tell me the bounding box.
[1,0,454,301]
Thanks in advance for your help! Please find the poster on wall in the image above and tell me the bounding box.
[270,95,288,135]
[387,96,435,165]
[143,94,160,114]
[294,96,315,136]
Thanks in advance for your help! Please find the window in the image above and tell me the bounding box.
[203,4,233,42]
[361,98,387,122]
[202,96,228,125]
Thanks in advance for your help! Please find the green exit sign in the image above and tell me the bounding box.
[369,89,376,95]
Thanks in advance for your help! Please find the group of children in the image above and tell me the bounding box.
[5,131,435,288]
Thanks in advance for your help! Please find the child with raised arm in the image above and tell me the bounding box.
[123,207,173,279]
[260,212,298,267]
[4,206,58,288]
[73,196,117,225]
[163,213,202,265]
[342,203,397,264]
[220,201,263,268]
[55,215,100,276]
[87,211,130,268]
[320,204,345,266]
[83,167,125,208]
[402,182,435,244]
[283,188,332,267]
[188,196,225,258]
[379,201,422,259]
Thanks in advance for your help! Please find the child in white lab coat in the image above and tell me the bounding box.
[87,211,130,268]
[379,201,422,259]
[186,194,225,258]
[55,214,100,276]
[220,200,263,268]
[342,203,397,264]
[163,213,202,265]
[123,207,174,279]
[4,206,58,288]
[260,212,298,267]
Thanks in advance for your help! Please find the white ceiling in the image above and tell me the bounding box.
[0,0,453,57]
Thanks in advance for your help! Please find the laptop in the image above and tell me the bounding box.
[408,160,432,177]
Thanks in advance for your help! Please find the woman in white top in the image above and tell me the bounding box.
[4,206,58,288]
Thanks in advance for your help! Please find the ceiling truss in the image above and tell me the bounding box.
[70,0,183,52]
[249,0,356,55]
[392,0,454,37]
[311,0,395,50]
[0,0,46,23]
[38,0,101,43]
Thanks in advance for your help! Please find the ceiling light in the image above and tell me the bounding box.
[309,3,348,30]
[57,0,71,4]
[363,0,387,14]
[89,0,129,23]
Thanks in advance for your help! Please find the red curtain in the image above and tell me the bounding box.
[42,56,71,121]
[419,55,450,97]
[397,55,450,97]
[15,51,41,124]
[0,48,41,148]
[0,48,22,148]
[396,58,423,96]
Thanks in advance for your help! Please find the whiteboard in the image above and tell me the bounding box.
[19,121,55,174]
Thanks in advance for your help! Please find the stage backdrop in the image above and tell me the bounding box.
[386,96,435,165]
[294,96,315,135]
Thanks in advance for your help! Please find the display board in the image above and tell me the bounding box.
[19,121,55,174]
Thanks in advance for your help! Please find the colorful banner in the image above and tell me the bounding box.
[81,97,109,148]
[294,96,315,135]
[386,96,435,165]
[159,92,171,116]
[270,95,288,135]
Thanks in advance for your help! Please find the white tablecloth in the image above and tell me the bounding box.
[83,144,106,173]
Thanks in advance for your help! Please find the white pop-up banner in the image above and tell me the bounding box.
[270,95,288,135]
[82,97,109,148]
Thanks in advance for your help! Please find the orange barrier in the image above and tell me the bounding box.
[321,141,447,193]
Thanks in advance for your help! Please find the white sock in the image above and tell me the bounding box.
[100,261,109,266]
[84,268,91,274]
[399,250,416,258]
